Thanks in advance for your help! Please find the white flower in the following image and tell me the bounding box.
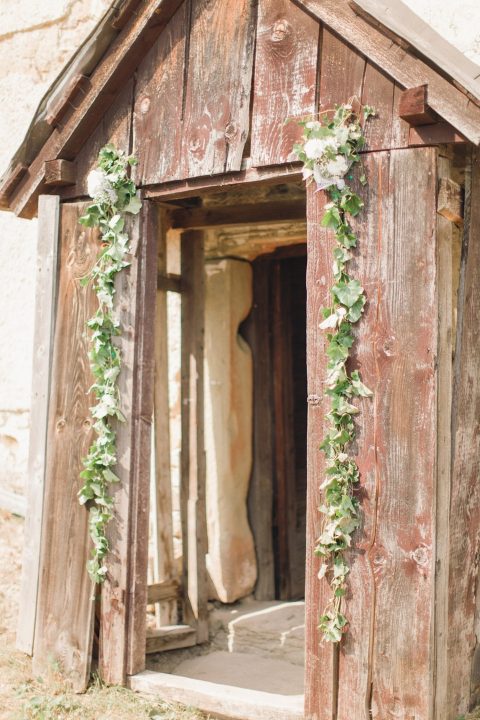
[336,178,346,190]
[302,167,314,180]
[304,136,338,160]
[305,120,322,131]
[313,164,333,189]
[326,155,348,177]
[87,168,117,204]
[348,123,362,140]
[334,125,349,145]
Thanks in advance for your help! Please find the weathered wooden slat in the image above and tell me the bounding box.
[250,0,319,167]
[7,0,186,217]
[146,625,199,654]
[180,230,209,644]
[292,0,480,145]
[360,62,396,150]
[446,149,480,717]
[32,201,98,692]
[170,200,306,229]
[305,182,337,719]
[133,1,187,186]
[17,195,59,655]
[98,199,157,683]
[319,28,366,114]
[181,0,256,179]
[147,579,180,604]
[152,211,177,626]
[157,273,182,293]
[244,259,275,601]
[409,122,467,146]
[46,74,90,127]
[437,177,463,224]
[0,162,27,208]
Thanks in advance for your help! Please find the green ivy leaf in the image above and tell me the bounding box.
[332,279,363,308]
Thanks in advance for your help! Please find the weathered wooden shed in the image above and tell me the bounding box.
[2,0,480,718]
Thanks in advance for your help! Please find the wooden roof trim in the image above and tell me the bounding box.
[292,0,480,145]
[4,0,185,218]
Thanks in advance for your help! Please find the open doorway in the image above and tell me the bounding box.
[141,182,307,718]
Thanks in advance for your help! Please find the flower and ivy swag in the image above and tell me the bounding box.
[294,103,375,643]
[78,145,141,585]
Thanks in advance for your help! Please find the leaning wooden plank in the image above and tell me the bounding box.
[180,230,209,644]
[180,0,256,179]
[291,0,480,145]
[17,195,59,655]
[446,149,480,717]
[147,579,179,604]
[152,211,177,626]
[146,625,196,653]
[32,201,97,692]
[99,199,157,683]
[250,0,319,167]
[7,0,186,218]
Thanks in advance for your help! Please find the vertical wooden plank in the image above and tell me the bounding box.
[32,202,98,692]
[133,3,187,186]
[99,199,157,682]
[153,211,177,625]
[447,148,480,717]
[17,195,59,655]
[180,230,208,643]
[181,0,256,179]
[360,62,395,150]
[305,182,337,720]
[306,149,438,719]
[251,0,319,167]
[319,30,366,114]
[244,259,275,601]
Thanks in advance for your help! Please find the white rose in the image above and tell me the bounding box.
[326,155,348,177]
[304,136,338,160]
[87,168,118,204]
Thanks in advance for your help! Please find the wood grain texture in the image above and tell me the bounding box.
[305,149,438,719]
[447,148,480,717]
[181,0,256,180]
[251,0,319,167]
[133,2,187,186]
[244,259,275,601]
[292,0,480,145]
[17,196,59,655]
[180,230,209,644]
[319,28,365,114]
[99,199,157,683]
[152,211,177,625]
[32,202,98,692]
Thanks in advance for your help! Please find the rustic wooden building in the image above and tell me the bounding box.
[2,0,480,718]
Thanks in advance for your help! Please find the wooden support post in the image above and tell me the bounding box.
[99,198,157,683]
[17,195,59,655]
[180,230,209,644]
[44,159,76,187]
[152,211,177,626]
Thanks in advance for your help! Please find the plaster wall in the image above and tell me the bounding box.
[0,0,479,497]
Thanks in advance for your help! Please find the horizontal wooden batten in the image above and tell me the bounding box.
[146,625,197,654]
[44,160,76,187]
[169,200,306,229]
[399,85,438,126]
[147,579,180,604]
[157,273,182,293]
[409,122,467,146]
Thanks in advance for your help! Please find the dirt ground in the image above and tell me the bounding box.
[0,509,206,720]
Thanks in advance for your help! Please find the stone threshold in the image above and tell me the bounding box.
[128,670,305,720]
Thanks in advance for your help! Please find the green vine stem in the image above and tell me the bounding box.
[78,145,142,584]
[294,103,375,642]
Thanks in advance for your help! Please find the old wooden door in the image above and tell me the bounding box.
[31,198,157,690]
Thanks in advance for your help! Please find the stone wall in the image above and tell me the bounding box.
[0,0,479,500]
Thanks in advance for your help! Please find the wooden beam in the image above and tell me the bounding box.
[180,230,209,645]
[46,75,90,127]
[146,625,197,654]
[170,200,306,229]
[437,177,463,224]
[6,0,186,218]
[157,272,182,293]
[44,160,76,187]
[145,164,303,202]
[0,162,27,207]
[399,85,437,126]
[147,579,180,604]
[292,0,480,145]
[111,0,143,29]
[17,195,59,655]
[409,122,467,146]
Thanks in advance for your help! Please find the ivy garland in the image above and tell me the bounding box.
[294,103,375,642]
[78,145,142,584]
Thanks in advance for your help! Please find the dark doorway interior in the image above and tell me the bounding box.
[244,246,307,601]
